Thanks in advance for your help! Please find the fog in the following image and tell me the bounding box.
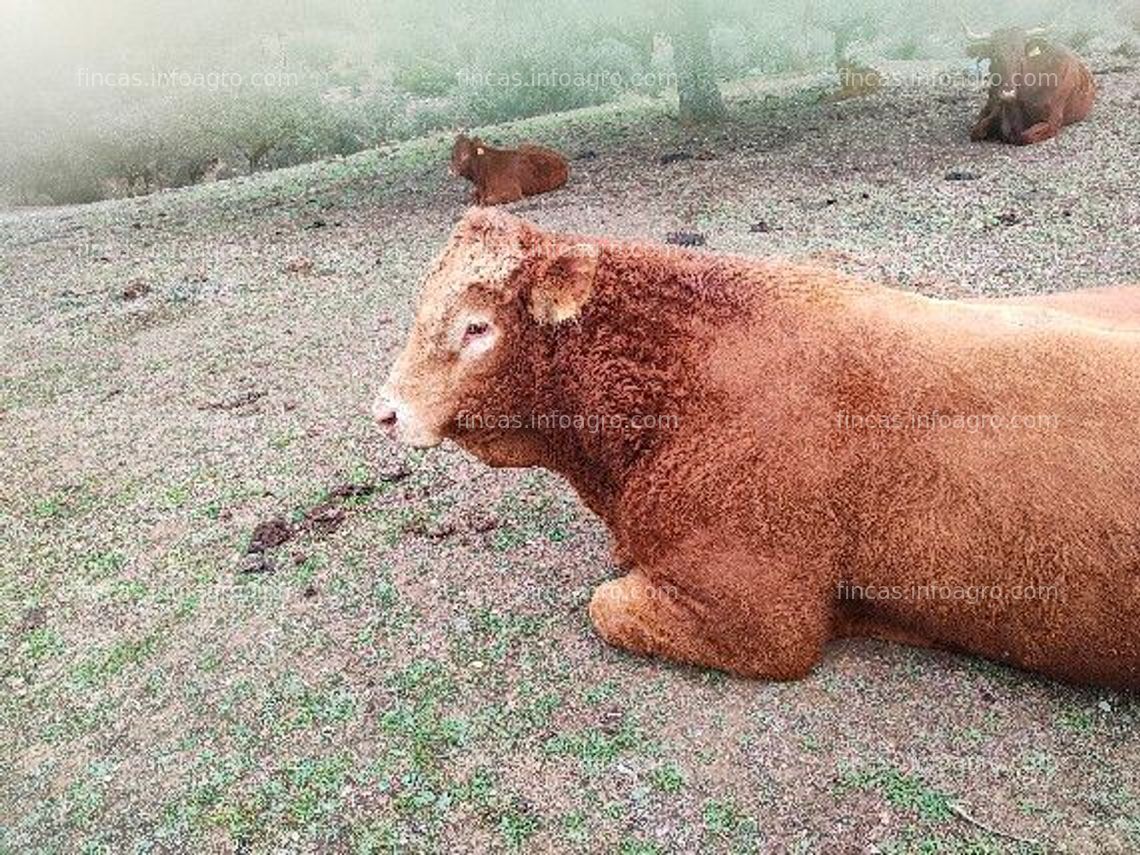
[1,0,1136,204]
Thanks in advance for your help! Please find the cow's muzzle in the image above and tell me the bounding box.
[371,391,442,449]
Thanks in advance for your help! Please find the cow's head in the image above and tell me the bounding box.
[372,209,599,460]
[962,23,1054,101]
[449,134,483,179]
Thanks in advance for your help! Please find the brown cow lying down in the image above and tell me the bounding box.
[450,134,569,205]
[965,24,1095,145]
[374,209,1140,690]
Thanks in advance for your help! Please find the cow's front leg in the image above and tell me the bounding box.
[588,562,830,680]
[481,182,524,205]
[1019,120,1060,145]
[1019,105,1065,145]
[970,107,997,142]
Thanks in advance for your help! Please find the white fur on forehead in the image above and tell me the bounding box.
[447,208,539,277]
[442,240,523,284]
[417,211,532,299]
[456,206,533,240]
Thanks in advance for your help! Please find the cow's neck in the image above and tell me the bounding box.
[526,245,753,514]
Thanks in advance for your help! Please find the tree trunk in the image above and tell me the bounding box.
[673,1,726,124]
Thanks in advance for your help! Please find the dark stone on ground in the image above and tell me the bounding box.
[665,232,706,247]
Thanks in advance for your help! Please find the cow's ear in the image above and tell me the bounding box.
[527,243,599,325]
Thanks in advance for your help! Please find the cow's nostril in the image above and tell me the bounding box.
[372,397,398,427]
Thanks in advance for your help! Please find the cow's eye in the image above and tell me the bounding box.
[464,321,490,339]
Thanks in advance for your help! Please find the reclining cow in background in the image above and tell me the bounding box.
[963,23,1096,145]
[450,133,569,205]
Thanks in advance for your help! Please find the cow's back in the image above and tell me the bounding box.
[840,286,1140,687]
[990,284,1140,330]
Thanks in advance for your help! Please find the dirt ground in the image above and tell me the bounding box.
[2,60,1139,854]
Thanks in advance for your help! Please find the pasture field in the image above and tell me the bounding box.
[2,61,1139,853]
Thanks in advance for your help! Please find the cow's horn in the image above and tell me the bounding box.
[958,15,990,43]
[1025,24,1053,38]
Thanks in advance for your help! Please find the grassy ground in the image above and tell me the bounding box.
[2,61,1140,854]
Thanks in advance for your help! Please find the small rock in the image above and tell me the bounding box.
[199,388,267,413]
[240,553,275,574]
[405,517,457,539]
[659,152,694,165]
[945,169,981,182]
[304,502,346,536]
[376,462,412,483]
[121,280,151,301]
[575,149,598,160]
[328,482,377,500]
[750,221,774,234]
[996,211,1020,226]
[665,231,705,247]
[284,257,314,274]
[467,512,500,533]
[302,585,318,599]
[16,606,47,635]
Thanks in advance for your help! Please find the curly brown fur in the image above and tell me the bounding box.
[375,208,1140,689]
[450,134,569,205]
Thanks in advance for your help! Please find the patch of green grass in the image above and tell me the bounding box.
[377,660,464,780]
[702,798,760,849]
[260,673,362,735]
[836,762,953,821]
[63,760,115,830]
[81,550,127,582]
[620,838,664,855]
[1057,707,1094,734]
[584,680,618,705]
[108,578,149,604]
[561,810,589,845]
[350,821,401,854]
[650,762,684,794]
[163,484,191,509]
[544,720,646,774]
[205,753,351,848]
[70,633,158,689]
[29,485,95,520]
[284,755,350,826]
[292,554,323,589]
[21,626,65,661]
[1020,751,1057,779]
[497,801,540,850]
[491,477,576,551]
[461,608,546,664]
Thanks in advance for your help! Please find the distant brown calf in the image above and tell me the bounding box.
[965,24,1096,145]
[450,134,569,205]
[374,208,1140,690]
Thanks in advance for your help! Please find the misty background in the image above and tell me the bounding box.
[1,0,1137,206]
